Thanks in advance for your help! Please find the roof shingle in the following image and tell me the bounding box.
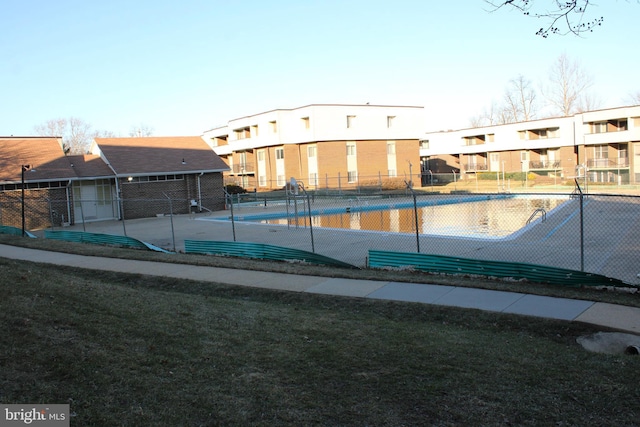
[94,137,229,176]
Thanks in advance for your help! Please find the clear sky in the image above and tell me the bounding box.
[2,0,639,137]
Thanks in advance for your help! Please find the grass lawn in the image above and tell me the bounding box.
[1,240,640,425]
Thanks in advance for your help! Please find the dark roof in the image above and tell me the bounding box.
[0,137,76,183]
[1,136,229,185]
[94,137,229,176]
[66,154,115,178]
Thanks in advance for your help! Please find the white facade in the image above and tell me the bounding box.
[421,106,640,159]
[420,105,640,183]
[202,104,425,156]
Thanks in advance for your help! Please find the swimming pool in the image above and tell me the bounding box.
[220,195,569,239]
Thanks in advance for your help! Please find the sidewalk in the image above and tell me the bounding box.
[1,244,639,335]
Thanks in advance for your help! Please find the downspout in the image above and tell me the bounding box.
[65,180,72,225]
[197,172,204,211]
[105,162,121,219]
[573,120,579,166]
[298,145,303,184]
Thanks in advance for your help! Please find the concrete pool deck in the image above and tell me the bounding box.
[39,194,640,285]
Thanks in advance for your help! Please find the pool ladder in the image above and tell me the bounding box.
[526,208,547,224]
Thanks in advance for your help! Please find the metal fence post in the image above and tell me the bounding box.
[225,190,236,242]
[163,193,176,252]
[47,198,55,231]
[295,181,315,253]
[406,180,420,253]
[79,198,86,232]
[575,179,584,272]
[118,194,127,236]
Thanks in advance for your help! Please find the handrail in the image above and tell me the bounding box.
[526,208,546,224]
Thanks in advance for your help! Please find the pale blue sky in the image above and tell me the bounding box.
[1,0,638,137]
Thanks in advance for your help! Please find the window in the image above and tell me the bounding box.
[125,174,184,183]
[257,150,265,161]
[594,145,608,159]
[618,144,629,166]
[464,135,485,146]
[388,169,397,178]
[520,151,528,162]
[346,143,356,156]
[387,141,396,155]
[211,136,227,147]
[277,175,285,187]
[387,116,395,128]
[613,119,628,131]
[275,147,284,160]
[419,140,429,149]
[250,125,258,137]
[234,127,250,139]
[592,145,609,168]
[347,171,357,183]
[618,144,628,159]
[309,173,318,186]
[519,128,558,140]
[301,117,310,129]
[346,115,356,128]
[591,119,627,133]
[307,145,316,157]
[592,122,607,134]
[269,120,277,132]
[259,176,267,186]
[487,134,495,143]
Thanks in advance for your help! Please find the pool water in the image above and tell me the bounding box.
[257,196,568,239]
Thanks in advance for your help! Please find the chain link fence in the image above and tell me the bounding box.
[3,175,640,284]
[223,170,638,194]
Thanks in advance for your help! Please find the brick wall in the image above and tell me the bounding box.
[0,188,68,230]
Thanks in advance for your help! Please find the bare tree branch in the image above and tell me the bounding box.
[543,53,594,116]
[625,91,640,105]
[33,117,110,154]
[129,123,154,137]
[485,0,604,37]
[504,74,537,122]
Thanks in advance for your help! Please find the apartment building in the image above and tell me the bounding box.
[202,104,425,190]
[420,105,640,186]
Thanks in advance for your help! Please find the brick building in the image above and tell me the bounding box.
[420,105,640,185]
[0,136,228,231]
[202,104,425,191]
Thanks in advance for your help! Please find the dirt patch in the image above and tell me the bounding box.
[577,332,640,355]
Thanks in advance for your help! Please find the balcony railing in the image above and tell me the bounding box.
[462,163,488,172]
[529,160,562,170]
[587,158,629,169]
[231,163,255,174]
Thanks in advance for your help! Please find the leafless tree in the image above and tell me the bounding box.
[33,118,67,139]
[575,91,602,113]
[485,0,605,37]
[468,115,484,128]
[67,117,93,154]
[33,117,113,154]
[129,123,154,137]
[470,76,538,127]
[543,53,594,116]
[625,91,640,105]
[470,101,502,127]
[503,74,537,122]
[93,129,118,138]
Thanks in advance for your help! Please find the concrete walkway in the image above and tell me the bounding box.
[1,244,639,335]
